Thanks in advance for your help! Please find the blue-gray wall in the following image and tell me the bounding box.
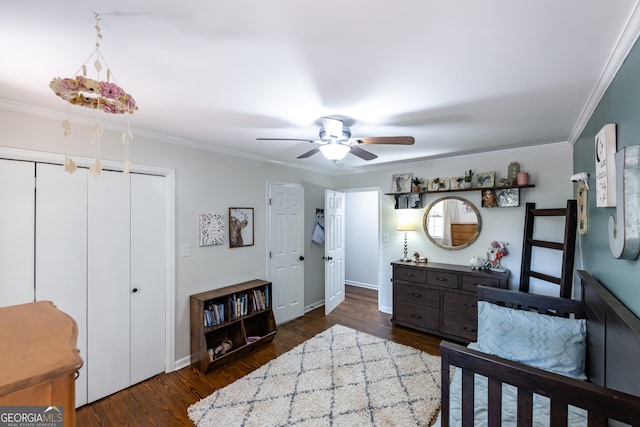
[573,38,640,317]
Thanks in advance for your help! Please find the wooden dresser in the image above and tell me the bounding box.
[391,261,508,342]
[0,301,83,427]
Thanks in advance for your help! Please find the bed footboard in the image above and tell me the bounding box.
[440,341,640,426]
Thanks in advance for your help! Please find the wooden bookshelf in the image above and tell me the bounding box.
[190,279,277,373]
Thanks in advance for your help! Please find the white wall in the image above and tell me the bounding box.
[0,107,574,363]
[335,143,574,311]
[345,190,379,289]
[0,108,335,365]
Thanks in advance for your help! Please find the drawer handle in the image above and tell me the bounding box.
[464,327,477,332]
[411,314,423,319]
[464,303,477,308]
[411,293,422,298]
[404,273,414,277]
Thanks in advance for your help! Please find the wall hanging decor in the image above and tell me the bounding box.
[391,173,412,193]
[577,181,588,235]
[199,213,225,246]
[608,145,640,259]
[229,208,254,248]
[49,14,137,176]
[595,123,617,207]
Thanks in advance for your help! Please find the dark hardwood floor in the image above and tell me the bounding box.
[76,285,442,426]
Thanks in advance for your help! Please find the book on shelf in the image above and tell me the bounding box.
[231,293,249,318]
[203,301,225,327]
[251,288,270,311]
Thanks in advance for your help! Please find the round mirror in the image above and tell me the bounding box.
[423,196,481,250]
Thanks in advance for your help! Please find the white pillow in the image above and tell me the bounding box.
[476,301,587,380]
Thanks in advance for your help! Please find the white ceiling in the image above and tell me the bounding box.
[1,1,639,173]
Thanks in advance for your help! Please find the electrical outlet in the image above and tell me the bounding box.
[383,233,389,242]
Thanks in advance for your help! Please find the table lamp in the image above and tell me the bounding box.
[396,215,416,261]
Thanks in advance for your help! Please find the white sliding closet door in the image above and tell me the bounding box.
[35,163,88,407]
[0,159,35,307]
[130,173,166,384]
[87,170,131,402]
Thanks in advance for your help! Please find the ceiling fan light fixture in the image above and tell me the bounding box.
[319,143,351,161]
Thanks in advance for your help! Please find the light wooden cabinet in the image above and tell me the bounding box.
[190,280,277,374]
[0,301,83,427]
[392,261,508,342]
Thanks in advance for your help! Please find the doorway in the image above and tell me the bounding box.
[344,188,381,309]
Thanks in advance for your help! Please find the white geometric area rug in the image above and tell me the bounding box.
[188,324,441,427]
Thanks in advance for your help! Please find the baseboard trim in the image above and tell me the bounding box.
[305,299,325,313]
[345,280,378,291]
[173,355,191,371]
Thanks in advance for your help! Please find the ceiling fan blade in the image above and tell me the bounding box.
[257,137,315,143]
[349,146,378,161]
[355,136,415,145]
[320,117,344,139]
[297,147,321,159]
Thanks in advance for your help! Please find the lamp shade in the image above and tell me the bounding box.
[396,215,416,231]
[319,144,351,161]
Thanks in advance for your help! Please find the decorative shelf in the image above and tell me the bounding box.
[385,184,535,197]
[386,184,535,209]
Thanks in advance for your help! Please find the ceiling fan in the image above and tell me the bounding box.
[257,117,415,161]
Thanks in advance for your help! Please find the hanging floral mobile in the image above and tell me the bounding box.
[49,13,137,176]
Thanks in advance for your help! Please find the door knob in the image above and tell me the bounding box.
[132,288,138,293]
[299,256,305,260]
[323,256,333,261]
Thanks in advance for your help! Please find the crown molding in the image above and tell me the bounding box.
[569,1,640,145]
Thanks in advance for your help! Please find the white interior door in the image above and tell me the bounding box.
[268,183,305,324]
[324,189,345,315]
[35,163,88,407]
[0,159,35,307]
[130,173,166,384]
[87,170,131,402]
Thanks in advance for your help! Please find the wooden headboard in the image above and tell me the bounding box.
[578,270,640,396]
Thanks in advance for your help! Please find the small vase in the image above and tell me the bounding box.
[517,172,529,186]
[461,181,472,189]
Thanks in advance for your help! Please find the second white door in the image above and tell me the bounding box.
[324,189,345,315]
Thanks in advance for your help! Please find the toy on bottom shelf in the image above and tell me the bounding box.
[246,336,260,344]
[208,338,233,360]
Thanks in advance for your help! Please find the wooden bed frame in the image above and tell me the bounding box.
[439,270,640,426]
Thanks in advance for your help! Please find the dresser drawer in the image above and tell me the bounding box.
[394,300,439,330]
[461,275,501,292]
[443,291,477,315]
[441,312,477,342]
[426,271,459,289]
[395,283,439,308]
[393,266,426,284]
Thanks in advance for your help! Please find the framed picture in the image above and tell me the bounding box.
[391,173,412,193]
[229,208,254,248]
[199,213,225,246]
[427,177,451,192]
[473,171,495,188]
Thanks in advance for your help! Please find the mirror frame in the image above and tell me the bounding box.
[422,196,482,250]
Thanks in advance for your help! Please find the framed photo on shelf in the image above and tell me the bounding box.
[427,177,451,192]
[473,171,495,188]
[229,207,254,248]
[391,173,412,193]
